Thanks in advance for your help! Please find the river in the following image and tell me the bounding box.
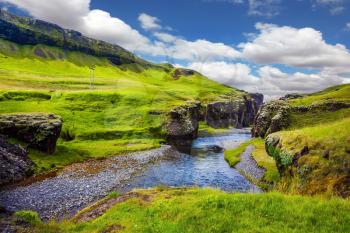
[0,128,260,220]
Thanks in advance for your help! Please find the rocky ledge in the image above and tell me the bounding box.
[251,100,291,138]
[0,114,62,154]
[166,93,263,152]
[206,93,263,129]
[0,135,33,186]
[252,100,350,138]
[165,102,200,153]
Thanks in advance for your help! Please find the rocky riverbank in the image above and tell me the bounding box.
[0,146,179,220]
[235,145,265,182]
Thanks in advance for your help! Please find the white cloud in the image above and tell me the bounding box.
[187,62,347,98]
[168,39,241,61]
[153,32,177,43]
[346,22,350,31]
[0,0,150,51]
[188,62,259,89]
[138,13,162,31]
[248,0,281,17]
[0,0,89,29]
[239,23,350,74]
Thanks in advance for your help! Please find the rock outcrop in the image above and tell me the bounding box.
[0,114,62,154]
[251,101,290,138]
[0,135,33,185]
[172,68,195,80]
[165,102,200,153]
[205,93,263,129]
[166,93,263,152]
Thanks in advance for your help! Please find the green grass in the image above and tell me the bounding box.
[270,117,350,196]
[0,39,242,172]
[288,84,350,106]
[224,141,251,167]
[250,138,280,185]
[198,122,233,136]
[29,188,350,233]
[224,138,280,188]
[14,210,42,226]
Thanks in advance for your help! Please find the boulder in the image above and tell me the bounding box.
[0,135,33,185]
[0,114,62,154]
[172,68,195,80]
[165,102,200,153]
[279,93,304,100]
[252,101,290,138]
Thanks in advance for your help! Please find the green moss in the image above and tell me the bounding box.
[34,188,350,233]
[14,210,41,226]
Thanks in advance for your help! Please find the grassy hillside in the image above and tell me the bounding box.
[262,84,350,197]
[0,38,241,172]
[20,188,350,233]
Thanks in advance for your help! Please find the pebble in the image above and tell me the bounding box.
[0,146,176,220]
[235,145,265,181]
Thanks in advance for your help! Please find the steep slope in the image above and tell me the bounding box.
[0,9,153,69]
[253,84,350,197]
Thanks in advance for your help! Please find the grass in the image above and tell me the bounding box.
[14,210,42,226]
[26,188,350,233]
[224,138,280,189]
[0,39,242,172]
[198,122,233,136]
[288,84,350,106]
[270,117,350,196]
[250,138,280,185]
[224,141,251,167]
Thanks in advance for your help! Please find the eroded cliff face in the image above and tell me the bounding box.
[251,100,291,138]
[166,93,264,152]
[205,93,263,129]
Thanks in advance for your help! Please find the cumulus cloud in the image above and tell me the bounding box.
[1,0,240,62]
[0,0,150,51]
[187,62,347,98]
[188,62,259,90]
[239,23,350,74]
[138,13,162,31]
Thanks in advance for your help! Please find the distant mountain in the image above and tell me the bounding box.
[0,9,156,69]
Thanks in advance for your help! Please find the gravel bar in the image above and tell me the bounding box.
[0,145,178,220]
[235,145,265,181]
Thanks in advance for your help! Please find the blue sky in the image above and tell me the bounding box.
[91,0,350,47]
[1,0,350,97]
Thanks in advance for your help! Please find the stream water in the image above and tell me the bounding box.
[125,128,260,193]
[0,128,260,220]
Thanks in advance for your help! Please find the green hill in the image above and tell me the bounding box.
[0,12,244,173]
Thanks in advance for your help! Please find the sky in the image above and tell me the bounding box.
[1,0,350,98]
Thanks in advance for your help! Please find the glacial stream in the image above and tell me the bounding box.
[125,128,261,193]
[0,128,260,220]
